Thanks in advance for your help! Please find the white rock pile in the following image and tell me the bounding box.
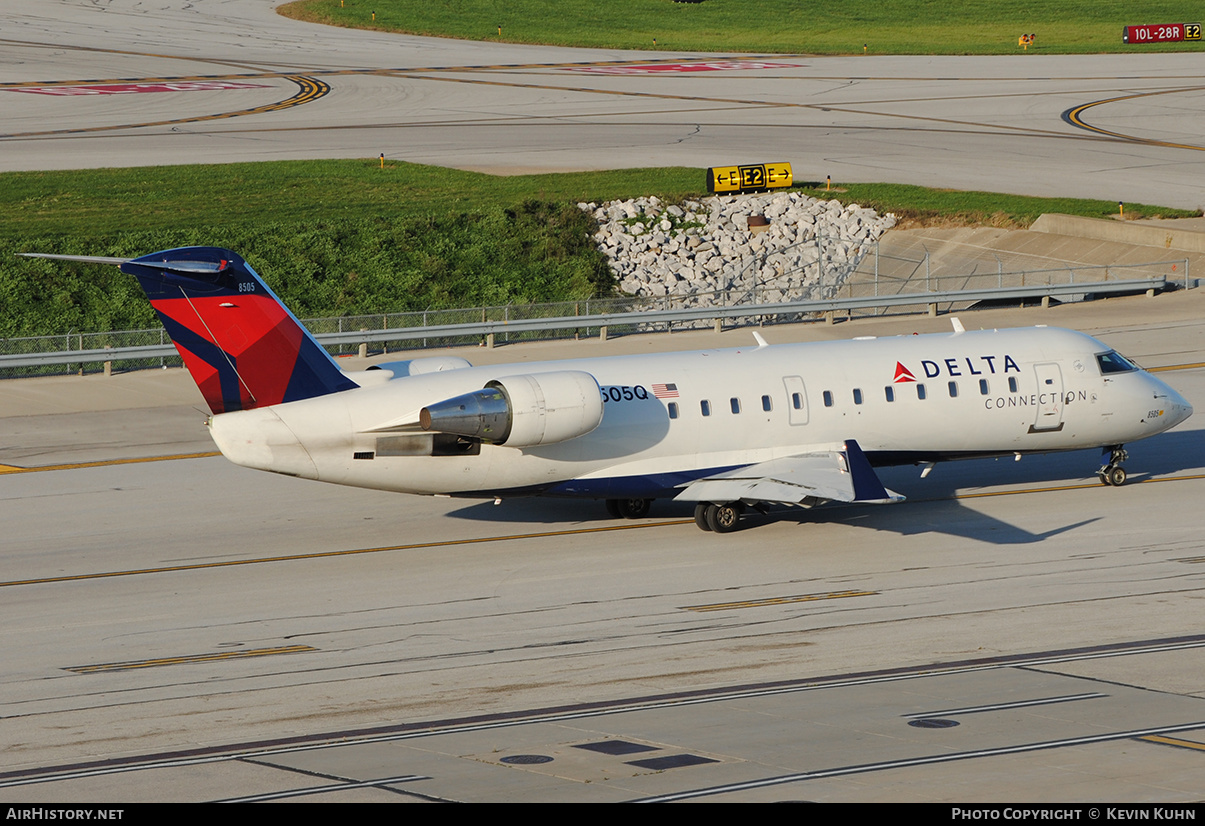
[579,192,896,307]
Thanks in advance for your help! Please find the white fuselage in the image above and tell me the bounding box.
[207,326,1192,499]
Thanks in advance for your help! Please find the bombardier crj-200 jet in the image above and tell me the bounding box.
[24,247,1193,532]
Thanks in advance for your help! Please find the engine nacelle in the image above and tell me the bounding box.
[366,356,473,377]
[419,370,604,447]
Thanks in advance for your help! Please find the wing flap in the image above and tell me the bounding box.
[674,440,903,507]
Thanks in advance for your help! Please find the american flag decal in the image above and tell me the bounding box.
[652,383,679,399]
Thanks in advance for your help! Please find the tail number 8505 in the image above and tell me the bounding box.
[602,385,650,403]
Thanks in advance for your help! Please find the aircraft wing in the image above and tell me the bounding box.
[673,440,904,507]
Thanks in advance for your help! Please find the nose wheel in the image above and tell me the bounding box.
[1098,445,1129,486]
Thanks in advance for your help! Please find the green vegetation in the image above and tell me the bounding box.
[0,161,700,239]
[2,161,1195,338]
[3,208,608,338]
[791,182,1200,228]
[280,0,1205,55]
[1,161,700,338]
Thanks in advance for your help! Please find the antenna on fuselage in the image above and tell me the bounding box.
[950,317,966,334]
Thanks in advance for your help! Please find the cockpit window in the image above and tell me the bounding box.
[1096,351,1138,374]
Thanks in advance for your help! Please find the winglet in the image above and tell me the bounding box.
[844,439,904,503]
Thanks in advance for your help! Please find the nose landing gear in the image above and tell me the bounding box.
[1098,445,1129,486]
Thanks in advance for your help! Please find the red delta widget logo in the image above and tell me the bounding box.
[893,355,1021,383]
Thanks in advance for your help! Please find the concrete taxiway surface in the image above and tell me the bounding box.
[2,1,1205,208]
[2,0,1204,803]
[1,295,1203,802]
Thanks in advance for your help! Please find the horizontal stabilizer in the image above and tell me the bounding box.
[22,251,237,277]
[19,253,132,266]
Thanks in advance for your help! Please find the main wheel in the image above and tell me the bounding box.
[694,503,713,531]
[605,499,622,518]
[706,502,743,533]
[616,498,653,518]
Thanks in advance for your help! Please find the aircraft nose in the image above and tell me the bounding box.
[1159,384,1193,428]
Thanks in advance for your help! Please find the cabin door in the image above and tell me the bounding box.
[1031,362,1064,431]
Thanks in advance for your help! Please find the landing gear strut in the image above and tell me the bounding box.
[694,501,744,533]
[1098,445,1129,486]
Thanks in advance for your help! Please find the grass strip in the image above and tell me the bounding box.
[790,182,1199,228]
[280,0,1205,55]
[2,161,1195,338]
[0,160,700,239]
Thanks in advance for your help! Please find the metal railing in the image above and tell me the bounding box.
[0,256,1182,376]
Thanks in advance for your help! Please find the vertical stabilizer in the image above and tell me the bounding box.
[120,247,357,413]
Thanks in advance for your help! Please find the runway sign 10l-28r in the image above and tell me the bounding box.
[1122,23,1202,43]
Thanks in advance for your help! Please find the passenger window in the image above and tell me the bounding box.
[762,395,773,412]
[701,400,711,417]
[668,402,679,419]
[822,391,832,408]
[979,379,989,395]
[884,386,895,402]
[948,381,958,398]
[1008,377,1018,393]
[730,398,741,414]
[917,384,927,400]
[853,388,863,405]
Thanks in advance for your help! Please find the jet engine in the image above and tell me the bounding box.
[366,356,473,377]
[419,371,604,447]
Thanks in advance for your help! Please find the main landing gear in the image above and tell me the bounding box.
[1098,445,1129,487]
[694,502,744,533]
[604,498,747,532]
[605,498,653,519]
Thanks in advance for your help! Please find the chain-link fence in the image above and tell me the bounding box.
[0,251,1186,378]
[0,328,182,377]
